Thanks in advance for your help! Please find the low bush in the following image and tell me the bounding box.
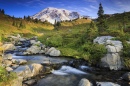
[81,43,107,64]
[0,66,17,85]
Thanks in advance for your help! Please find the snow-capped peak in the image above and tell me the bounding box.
[32,7,80,24]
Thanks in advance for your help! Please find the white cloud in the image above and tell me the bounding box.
[90,5,98,9]
[115,0,130,12]
[84,0,97,2]
[83,7,92,12]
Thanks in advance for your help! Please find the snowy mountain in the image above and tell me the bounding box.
[32,7,80,24]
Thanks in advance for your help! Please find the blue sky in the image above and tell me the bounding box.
[0,0,130,18]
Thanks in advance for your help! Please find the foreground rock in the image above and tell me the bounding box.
[3,54,13,60]
[122,72,130,81]
[2,43,16,51]
[94,36,123,70]
[97,82,120,86]
[13,63,43,79]
[25,45,41,55]
[78,78,91,86]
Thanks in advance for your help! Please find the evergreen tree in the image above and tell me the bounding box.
[19,21,23,28]
[97,3,108,34]
[1,9,5,14]
[24,16,26,20]
[54,20,61,30]
[122,11,128,30]
[34,18,38,23]
[12,21,15,26]
[86,21,98,40]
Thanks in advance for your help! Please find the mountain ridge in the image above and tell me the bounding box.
[31,7,80,24]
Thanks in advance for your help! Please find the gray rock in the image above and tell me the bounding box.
[6,67,13,72]
[93,36,113,44]
[101,53,122,70]
[13,63,43,79]
[122,72,130,81]
[94,36,123,70]
[12,64,19,69]
[3,54,12,60]
[26,45,41,54]
[13,65,32,78]
[13,59,27,65]
[97,82,120,86]
[78,78,91,86]
[2,43,16,51]
[3,60,12,66]
[24,79,36,85]
[46,47,61,56]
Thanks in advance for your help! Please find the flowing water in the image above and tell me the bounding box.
[33,65,97,86]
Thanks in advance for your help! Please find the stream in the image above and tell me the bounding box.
[4,39,129,86]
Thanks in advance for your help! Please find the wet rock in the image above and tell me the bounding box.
[3,54,12,60]
[13,59,27,65]
[25,45,41,54]
[78,78,91,86]
[97,82,120,86]
[2,43,16,51]
[122,72,130,81]
[13,63,43,79]
[12,64,19,69]
[24,79,36,85]
[6,66,13,72]
[39,50,45,54]
[3,60,12,66]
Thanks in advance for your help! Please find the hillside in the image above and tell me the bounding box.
[0,13,91,42]
[106,12,130,32]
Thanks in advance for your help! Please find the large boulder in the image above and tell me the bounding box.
[97,82,120,86]
[93,36,113,44]
[45,47,61,56]
[78,78,91,86]
[101,53,122,70]
[13,63,43,79]
[94,36,123,70]
[8,34,21,43]
[25,45,41,54]
[2,44,16,51]
[122,72,130,81]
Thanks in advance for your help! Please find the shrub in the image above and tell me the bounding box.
[81,43,107,64]
[123,57,130,70]
[0,66,17,85]
[58,47,80,57]
[45,35,63,47]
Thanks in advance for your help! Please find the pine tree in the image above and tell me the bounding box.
[19,21,23,28]
[122,11,128,31]
[1,9,5,14]
[87,21,98,40]
[12,21,15,26]
[97,3,108,34]
[54,20,61,30]
[24,16,26,20]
